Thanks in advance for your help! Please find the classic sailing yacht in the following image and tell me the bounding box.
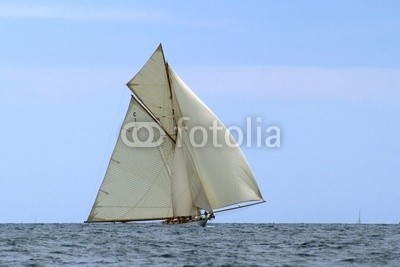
[85,44,264,226]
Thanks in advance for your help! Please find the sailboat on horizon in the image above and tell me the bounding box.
[85,44,265,226]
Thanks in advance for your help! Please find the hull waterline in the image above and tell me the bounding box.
[163,218,208,227]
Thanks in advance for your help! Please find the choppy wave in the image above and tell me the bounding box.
[0,223,399,266]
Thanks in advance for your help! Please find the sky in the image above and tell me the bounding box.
[1,1,400,223]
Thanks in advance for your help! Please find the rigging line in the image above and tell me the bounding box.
[95,89,126,193]
[213,200,266,214]
[161,46,177,136]
[86,95,134,222]
[165,63,175,110]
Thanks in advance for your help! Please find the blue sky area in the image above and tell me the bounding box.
[1,1,399,223]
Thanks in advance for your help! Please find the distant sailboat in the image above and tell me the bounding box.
[85,44,265,226]
[358,210,361,224]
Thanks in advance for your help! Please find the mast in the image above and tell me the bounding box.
[159,44,177,137]
[165,62,177,137]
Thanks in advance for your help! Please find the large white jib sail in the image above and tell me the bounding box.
[86,44,264,222]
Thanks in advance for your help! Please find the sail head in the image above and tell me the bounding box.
[126,44,176,141]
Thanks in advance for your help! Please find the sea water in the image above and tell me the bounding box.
[0,223,399,266]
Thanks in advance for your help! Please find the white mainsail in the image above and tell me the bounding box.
[86,44,264,223]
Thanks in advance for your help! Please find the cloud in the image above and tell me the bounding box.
[177,66,400,103]
[0,4,166,21]
[0,3,230,29]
